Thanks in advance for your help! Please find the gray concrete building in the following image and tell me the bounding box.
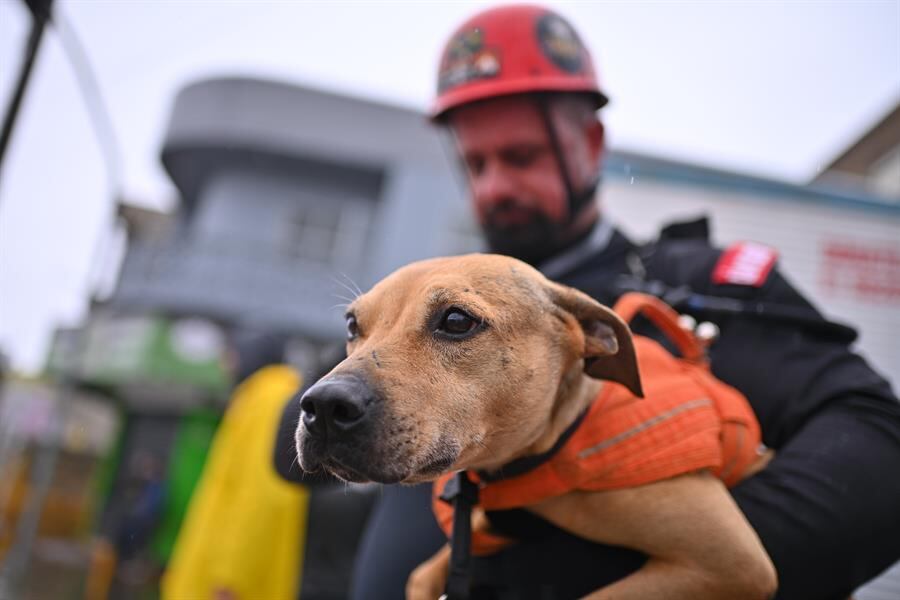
[108,77,478,345]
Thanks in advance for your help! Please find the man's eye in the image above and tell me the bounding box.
[505,147,542,168]
[437,308,480,337]
[346,315,360,341]
[464,156,485,177]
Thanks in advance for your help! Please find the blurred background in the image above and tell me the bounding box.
[0,1,897,599]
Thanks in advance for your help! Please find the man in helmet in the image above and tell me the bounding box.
[348,4,900,599]
[431,5,608,269]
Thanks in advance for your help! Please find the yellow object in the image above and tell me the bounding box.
[161,365,308,600]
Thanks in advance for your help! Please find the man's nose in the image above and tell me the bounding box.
[472,161,517,213]
[300,375,374,436]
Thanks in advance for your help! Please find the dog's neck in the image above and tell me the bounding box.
[524,370,603,457]
[474,369,603,474]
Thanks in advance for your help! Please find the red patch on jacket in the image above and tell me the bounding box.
[712,242,778,287]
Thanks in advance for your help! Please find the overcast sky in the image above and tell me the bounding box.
[1,0,898,373]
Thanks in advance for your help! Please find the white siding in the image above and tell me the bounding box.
[857,559,900,600]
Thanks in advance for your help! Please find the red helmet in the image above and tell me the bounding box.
[431,4,608,121]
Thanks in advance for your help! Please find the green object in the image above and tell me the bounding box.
[150,408,221,562]
[89,404,127,529]
[45,315,231,404]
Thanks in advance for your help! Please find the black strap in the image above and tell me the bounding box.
[615,273,858,344]
[535,94,599,220]
[477,407,590,483]
[440,472,480,600]
[438,405,593,598]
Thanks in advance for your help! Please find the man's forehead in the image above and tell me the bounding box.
[449,98,547,140]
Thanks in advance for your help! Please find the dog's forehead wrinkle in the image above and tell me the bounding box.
[355,292,430,343]
[480,272,552,317]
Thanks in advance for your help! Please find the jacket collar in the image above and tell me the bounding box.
[537,217,614,280]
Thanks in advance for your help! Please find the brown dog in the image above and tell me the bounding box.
[295,254,777,600]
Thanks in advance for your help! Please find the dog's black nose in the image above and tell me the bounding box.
[300,376,372,436]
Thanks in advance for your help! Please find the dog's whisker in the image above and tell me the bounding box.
[331,292,356,305]
[337,271,364,298]
[331,274,362,303]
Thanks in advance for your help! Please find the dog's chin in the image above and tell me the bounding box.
[416,452,460,479]
[324,455,457,484]
[322,457,409,484]
[392,445,462,484]
[307,448,461,485]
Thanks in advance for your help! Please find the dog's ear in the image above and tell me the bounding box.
[547,282,643,398]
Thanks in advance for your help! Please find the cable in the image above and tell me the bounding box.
[0,0,51,187]
[51,6,131,304]
[51,6,123,195]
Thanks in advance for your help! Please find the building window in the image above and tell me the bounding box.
[283,196,373,270]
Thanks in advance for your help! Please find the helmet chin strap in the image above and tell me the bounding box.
[534,95,600,226]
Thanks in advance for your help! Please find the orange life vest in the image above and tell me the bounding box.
[433,293,762,556]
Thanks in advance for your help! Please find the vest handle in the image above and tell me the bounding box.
[613,292,706,364]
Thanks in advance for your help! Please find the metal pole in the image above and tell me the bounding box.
[0,0,54,184]
[0,382,69,600]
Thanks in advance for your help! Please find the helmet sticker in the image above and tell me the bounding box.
[438,28,501,93]
[536,13,584,74]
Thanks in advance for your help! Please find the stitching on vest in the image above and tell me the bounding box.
[576,398,713,460]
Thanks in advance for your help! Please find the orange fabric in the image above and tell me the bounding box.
[612,293,706,364]
[433,294,761,556]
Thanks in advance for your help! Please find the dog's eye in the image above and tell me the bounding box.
[437,308,479,337]
[346,314,360,341]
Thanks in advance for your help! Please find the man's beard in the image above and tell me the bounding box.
[481,203,577,266]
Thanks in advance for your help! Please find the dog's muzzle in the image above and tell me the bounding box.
[295,372,457,484]
[295,373,394,482]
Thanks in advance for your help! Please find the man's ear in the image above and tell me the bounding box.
[547,281,643,398]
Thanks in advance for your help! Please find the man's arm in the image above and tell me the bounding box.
[527,471,777,600]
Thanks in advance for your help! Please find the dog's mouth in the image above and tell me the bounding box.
[298,429,461,485]
[325,456,404,484]
[298,436,398,483]
[302,447,409,484]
